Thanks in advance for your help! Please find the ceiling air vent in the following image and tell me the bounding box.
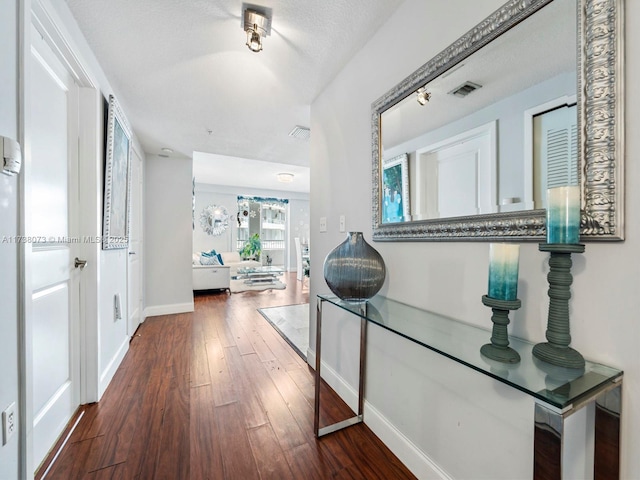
[448,81,482,98]
[288,125,310,141]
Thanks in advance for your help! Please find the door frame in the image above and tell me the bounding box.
[19,0,102,476]
[127,146,144,336]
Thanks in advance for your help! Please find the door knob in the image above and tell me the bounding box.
[74,257,88,269]
[128,251,136,255]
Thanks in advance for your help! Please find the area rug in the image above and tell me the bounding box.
[230,278,286,293]
[258,303,309,360]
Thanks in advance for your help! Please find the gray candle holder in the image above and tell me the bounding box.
[532,243,585,369]
[481,295,521,364]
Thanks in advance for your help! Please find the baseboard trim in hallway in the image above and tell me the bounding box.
[143,301,195,317]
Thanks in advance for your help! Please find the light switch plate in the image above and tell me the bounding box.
[319,217,327,232]
[339,215,346,232]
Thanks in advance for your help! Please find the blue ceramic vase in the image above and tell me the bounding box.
[323,232,386,302]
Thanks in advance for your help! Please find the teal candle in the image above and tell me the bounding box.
[488,243,520,300]
[546,186,580,244]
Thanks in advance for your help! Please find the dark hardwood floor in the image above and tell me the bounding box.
[39,273,416,479]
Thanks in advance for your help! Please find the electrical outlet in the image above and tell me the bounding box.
[2,402,16,445]
[319,217,327,232]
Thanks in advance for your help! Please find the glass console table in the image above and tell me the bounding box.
[314,294,623,479]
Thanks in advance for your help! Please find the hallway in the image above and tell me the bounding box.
[39,273,415,479]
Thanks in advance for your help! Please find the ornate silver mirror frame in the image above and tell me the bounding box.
[372,0,624,241]
[200,204,230,236]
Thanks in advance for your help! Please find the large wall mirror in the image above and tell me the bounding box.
[372,0,624,241]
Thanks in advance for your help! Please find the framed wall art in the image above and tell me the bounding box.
[103,95,132,250]
[381,153,410,223]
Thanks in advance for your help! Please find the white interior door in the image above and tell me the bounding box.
[431,147,480,218]
[414,122,497,220]
[29,25,81,469]
[421,133,494,218]
[127,148,143,335]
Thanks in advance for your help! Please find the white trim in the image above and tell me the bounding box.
[18,0,34,476]
[306,350,451,480]
[144,302,195,317]
[522,94,577,211]
[98,337,129,398]
[30,0,95,87]
[78,87,101,404]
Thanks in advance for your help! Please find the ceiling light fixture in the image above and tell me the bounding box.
[416,87,431,106]
[276,173,294,183]
[243,6,271,53]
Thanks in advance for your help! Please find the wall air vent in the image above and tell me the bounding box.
[448,81,483,98]
[288,125,311,141]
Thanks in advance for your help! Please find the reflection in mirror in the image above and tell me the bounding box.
[530,101,578,208]
[372,0,624,241]
[381,153,410,223]
[381,0,576,222]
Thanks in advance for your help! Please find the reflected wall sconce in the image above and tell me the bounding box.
[243,6,271,53]
[416,88,431,106]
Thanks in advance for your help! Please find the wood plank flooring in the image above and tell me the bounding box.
[40,273,416,479]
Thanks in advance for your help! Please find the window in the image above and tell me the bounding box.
[237,196,288,264]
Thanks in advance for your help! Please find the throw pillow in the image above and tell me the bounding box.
[200,254,221,265]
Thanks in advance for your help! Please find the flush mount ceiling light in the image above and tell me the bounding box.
[243,6,272,53]
[276,173,294,183]
[416,87,431,106]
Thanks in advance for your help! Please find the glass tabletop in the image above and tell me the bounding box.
[236,266,284,274]
[318,294,622,410]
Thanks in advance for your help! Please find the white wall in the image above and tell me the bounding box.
[310,0,639,478]
[288,199,310,271]
[145,155,194,316]
[0,1,20,477]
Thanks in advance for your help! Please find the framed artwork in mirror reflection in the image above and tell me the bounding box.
[382,153,409,224]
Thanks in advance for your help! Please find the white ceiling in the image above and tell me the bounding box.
[64,0,404,192]
[193,151,309,193]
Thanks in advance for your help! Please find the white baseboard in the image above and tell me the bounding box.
[306,349,451,480]
[143,302,194,317]
[98,336,129,399]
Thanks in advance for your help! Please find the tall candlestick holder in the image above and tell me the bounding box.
[481,295,521,364]
[532,243,585,369]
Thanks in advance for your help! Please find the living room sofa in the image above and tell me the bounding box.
[192,251,261,291]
